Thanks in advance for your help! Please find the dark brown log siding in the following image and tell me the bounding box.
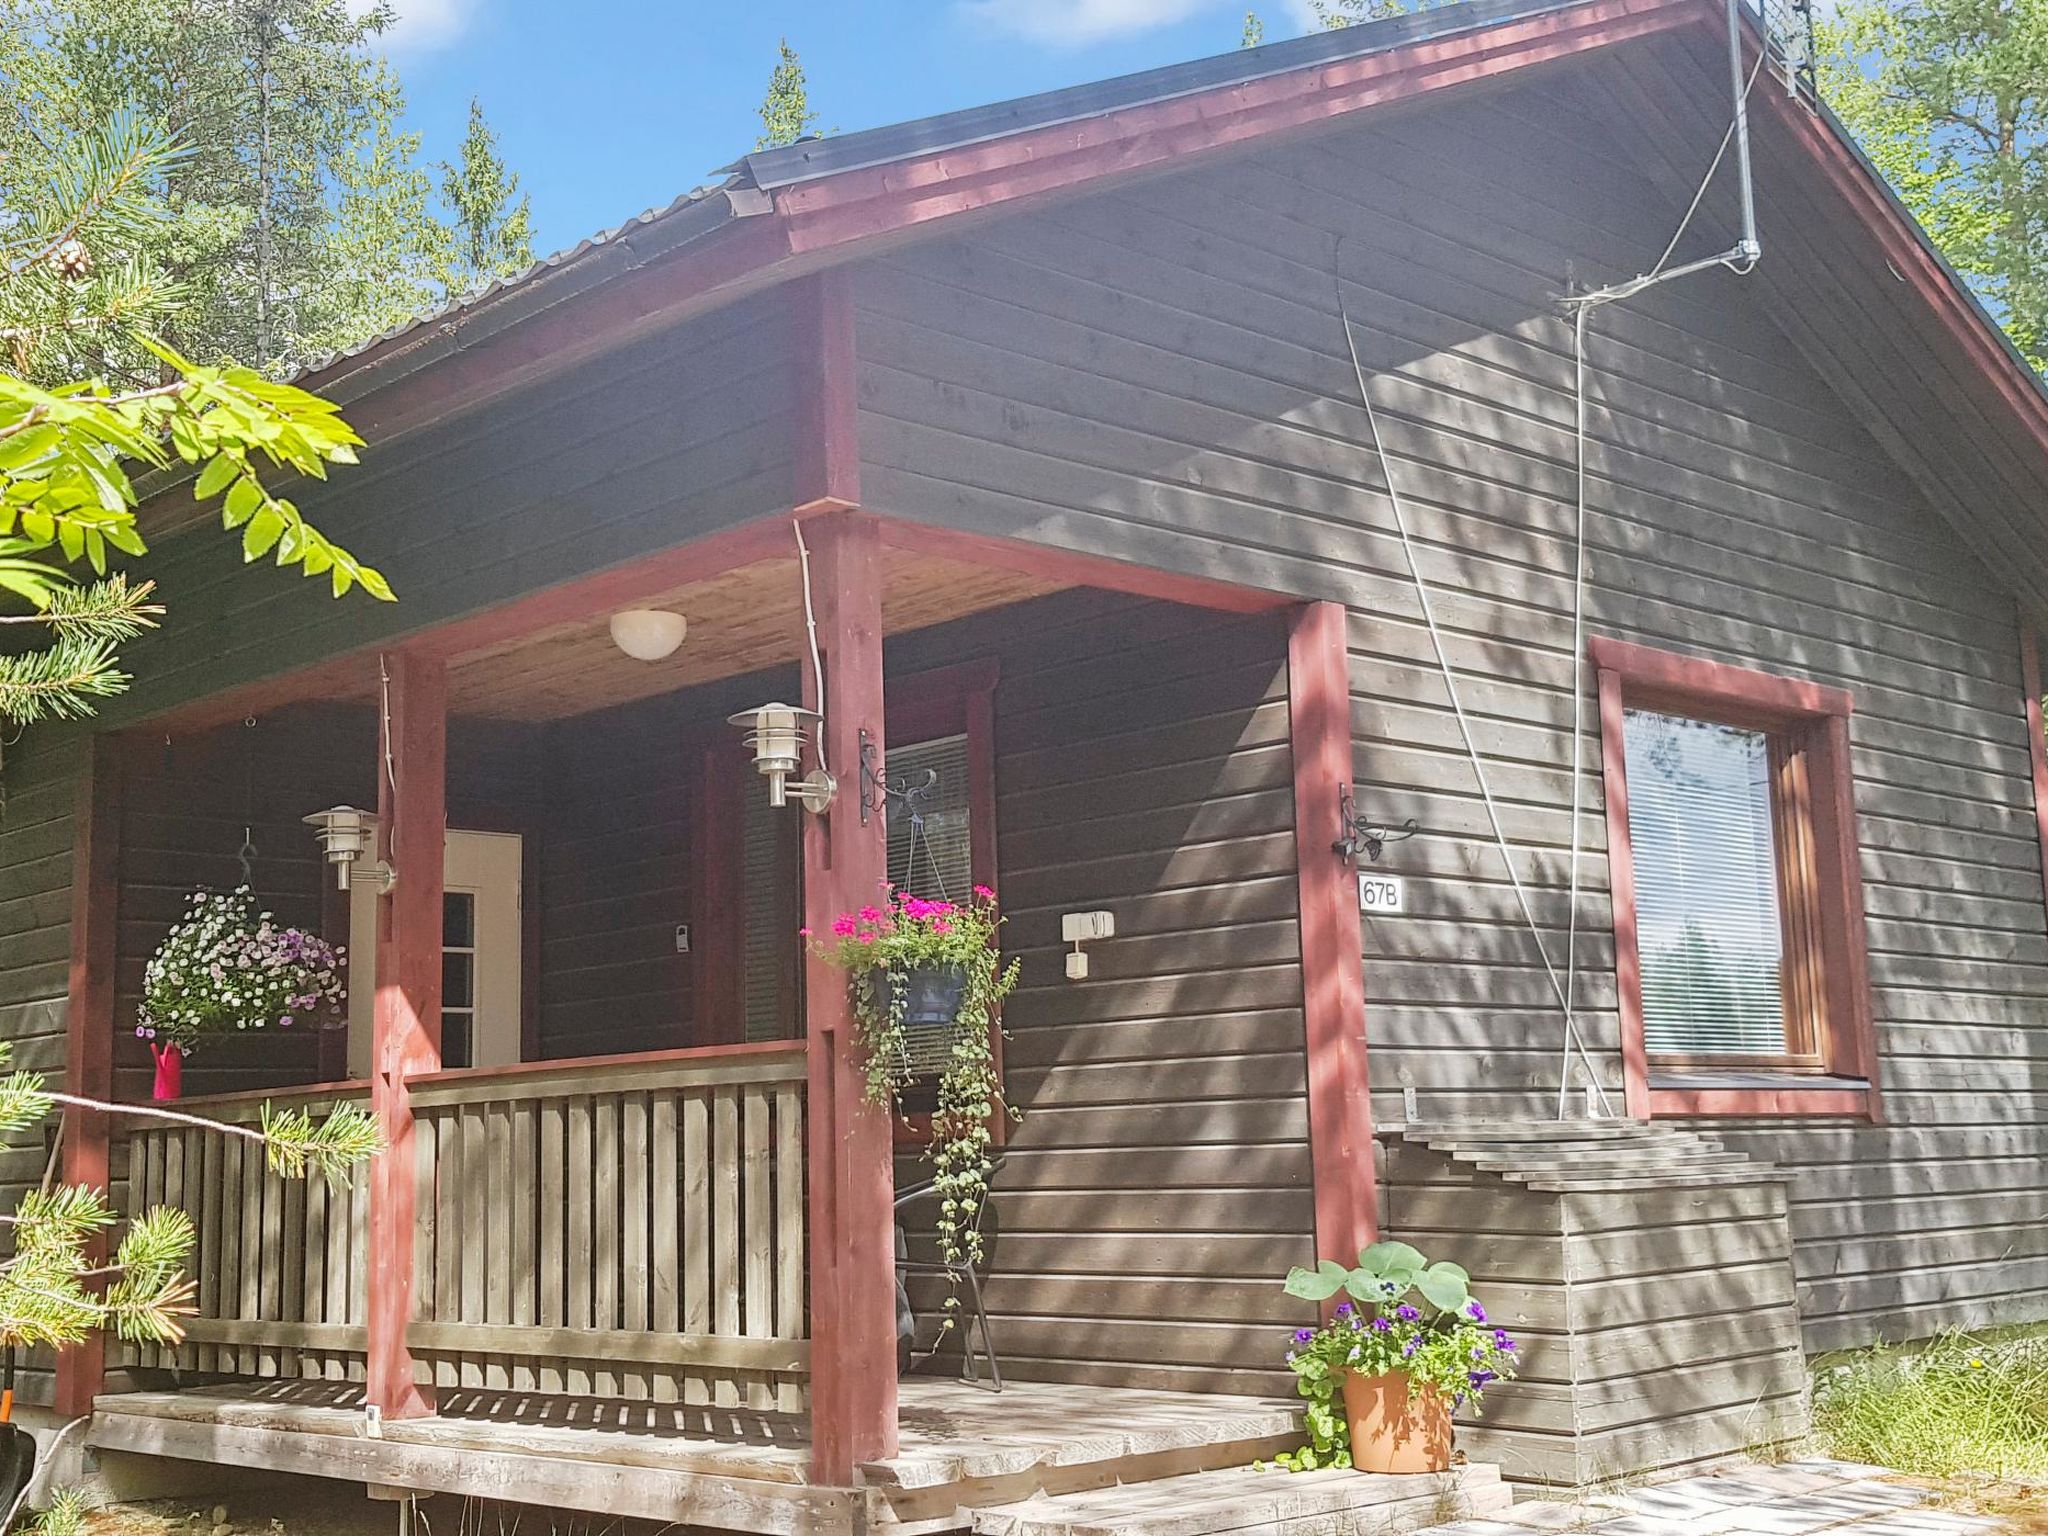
[0,727,87,1401]
[888,591,1314,1394]
[99,292,797,730]
[851,76,2048,1352]
[537,698,694,1059]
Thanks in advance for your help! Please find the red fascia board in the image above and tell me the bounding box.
[2020,624,2048,928]
[1588,635,1854,724]
[1758,88,2048,480]
[771,0,1705,253]
[139,0,1702,484]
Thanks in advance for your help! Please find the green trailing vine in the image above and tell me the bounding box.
[812,885,1020,1321]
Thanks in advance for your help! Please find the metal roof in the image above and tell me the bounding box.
[293,0,2048,459]
[730,0,1577,190]
[295,182,758,402]
[297,0,1573,402]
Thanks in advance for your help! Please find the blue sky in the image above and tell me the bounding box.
[383,0,1324,255]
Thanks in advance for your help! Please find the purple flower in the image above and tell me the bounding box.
[1402,1338,1419,1358]
[1395,1304,1419,1322]
[1371,1317,1394,1333]
[1468,1369,1497,1388]
[1464,1300,1488,1323]
[1292,1327,1317,1345]
[1333,1302,1354,1318]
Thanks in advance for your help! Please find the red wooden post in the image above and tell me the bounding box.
[799,513,898,1480]
[1287,602,1378,1265]
[2021,624,2048,931]
[55,734,120,1417]
[792,271,861,515]
[367,651,446,1420]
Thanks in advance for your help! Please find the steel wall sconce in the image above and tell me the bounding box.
[303,805,396,893]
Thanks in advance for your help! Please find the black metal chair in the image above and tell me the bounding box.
[893,1159,1004,1391]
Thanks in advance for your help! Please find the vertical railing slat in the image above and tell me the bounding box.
[712,1088,742,1409]
[742,1086,774,1410]
[539,1097,566,1396]
[774,1082,806,1414]
[621,1091,650,1402]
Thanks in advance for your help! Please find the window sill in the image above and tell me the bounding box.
[1646,1071,1882,1121]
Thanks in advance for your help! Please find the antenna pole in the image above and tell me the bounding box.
[1728,0,1762,264]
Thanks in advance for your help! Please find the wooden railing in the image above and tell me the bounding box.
[124,1080,373,1381]
[121,1043,808,1411]
[408,1043,808,1409]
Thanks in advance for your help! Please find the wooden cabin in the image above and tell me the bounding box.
[8,0,2048,1524]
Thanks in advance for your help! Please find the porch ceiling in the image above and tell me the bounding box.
[439,549,1064,721]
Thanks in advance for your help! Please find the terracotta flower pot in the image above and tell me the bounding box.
[1342,1370,1452,1474]
[150,1043,184,1102]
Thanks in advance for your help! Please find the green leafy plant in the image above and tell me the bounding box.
[810,885,1020,1319]
[1815,1330,2048,1481]
[1270,1241,1519,1471]
[0,106,390,727]
[137,886,346,1056]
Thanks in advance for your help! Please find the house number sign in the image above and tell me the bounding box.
[1358,874,1406,914]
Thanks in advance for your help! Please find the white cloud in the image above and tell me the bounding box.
[351,0,478,55]
[958,0,1229,46]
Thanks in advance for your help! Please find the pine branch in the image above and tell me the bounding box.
[0,634,130,724]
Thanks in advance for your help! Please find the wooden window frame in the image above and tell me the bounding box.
[884,657,1002,1148]
[1591,638,1881,1122]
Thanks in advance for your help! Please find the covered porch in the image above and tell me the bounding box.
[59,500,1383,1516]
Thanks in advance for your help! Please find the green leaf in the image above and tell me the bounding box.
[1343,1270,1396,1303]
[242,507,286,561]
[193,453,238,500]
[1359,1240,1425,1280]
[222,475,261,528]
[1415,1262,1471,1313]
[1283,1259,1349,1302]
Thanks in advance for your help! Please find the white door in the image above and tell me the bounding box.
[347,829,524,1074]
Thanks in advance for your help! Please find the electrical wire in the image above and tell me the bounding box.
[1642,49,1767,286]
[793,520,829,777]
[1538,15,1764,1115]
[1332,254,1615,1117]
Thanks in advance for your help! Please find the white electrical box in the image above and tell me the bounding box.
[674,924,691,954]
[1061,910,1116,943]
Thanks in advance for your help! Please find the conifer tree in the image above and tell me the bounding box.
[436,98,535,301]
[757,39,821,151]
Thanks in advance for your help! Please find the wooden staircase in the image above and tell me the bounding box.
[1391,1119,1779,1191]
[870,1381,1512,1535]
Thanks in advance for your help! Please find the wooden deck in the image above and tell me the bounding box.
[88,1379,1310,1534]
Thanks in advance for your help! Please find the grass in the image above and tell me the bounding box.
[1812,1329,2048,1482]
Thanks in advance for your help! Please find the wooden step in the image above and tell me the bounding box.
[969,1463,1513,1536]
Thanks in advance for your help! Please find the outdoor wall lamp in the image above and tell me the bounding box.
[608,609,687,662]
[727,702,836,813]
[303,805,396,893]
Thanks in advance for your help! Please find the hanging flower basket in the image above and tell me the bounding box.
[136,887,346,1099]
[810,887,1020,1317]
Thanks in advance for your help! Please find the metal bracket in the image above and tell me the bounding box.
[1334,785,1417,865]
[858,729,940,827]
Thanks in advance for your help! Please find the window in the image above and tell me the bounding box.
[887,733,973,902]
[1592,638,1880,1120]
[883,660,1002,1141]
[442,891,478,1069]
